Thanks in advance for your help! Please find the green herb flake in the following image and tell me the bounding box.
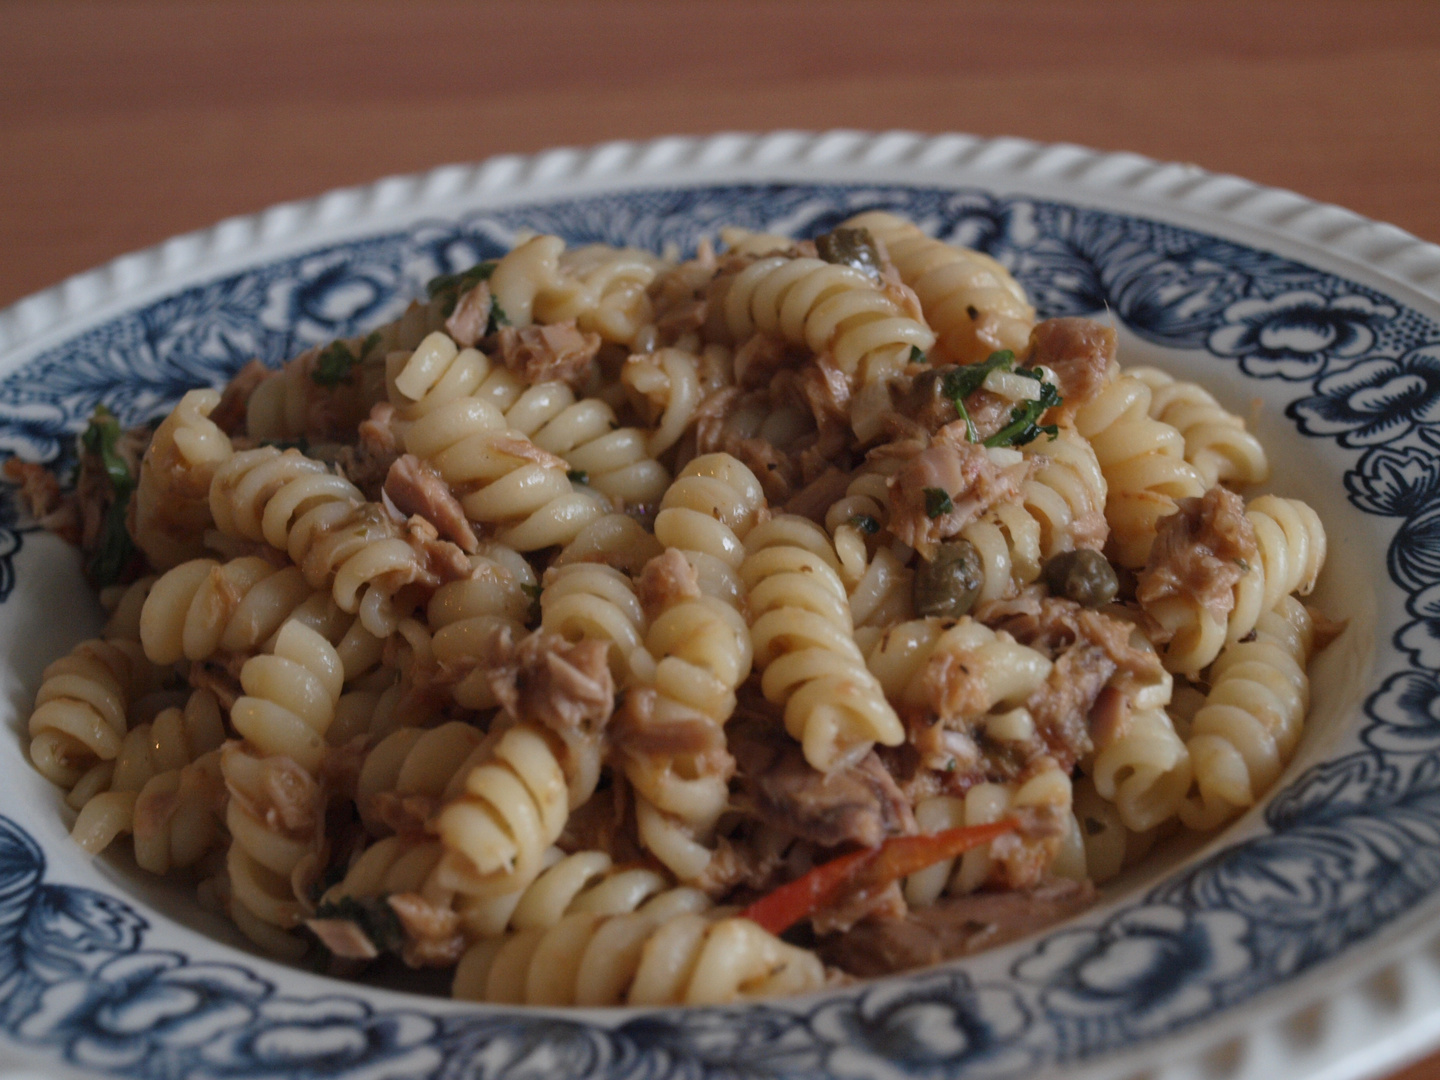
[79,406,139,587]
[849,514,880,535]
[311,341,360,386]
[1235,558,1251,573]
[80,406,134,494]
[939,351,1019,441]
[982,372,1063,448]
[488,297,510,333]
[909,345,926,364]
[566,469,589,485]
[924,487,954,519]
[426,260,499,316]
[359,330,384,360]
[89,501,136,588]
[311,895,405,955]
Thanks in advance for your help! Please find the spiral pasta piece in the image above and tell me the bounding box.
[132,388,235,570]
[1069,777,1158,884]
[1146,494,1326,675]
[29,636,164,790]
[904,764,1074,904]
[1130,367,1269,488]
[401,394,607,552]
[431,722,575,900]
[539,562,647,681]
[139,556,381,678]
[710,252,935,386]
[825,460,917,628]
[533,243,667,346]
[742,514,903,771]
[864,616,1052,721]
[842,210,1035,365]
[70,690,227,875]
[1017,423,1109,558]
[616,456,765,875]
[652,452,767,606]
[356,720,488,836]
[209,447,432,635]
[1073,371,1206,568]
[622,346,709,456]
[453,906,822,1006]
[221,622,344,951]
[428,544,538,709]
[1179,597,1316,831]
[318,833,448,911]
[1090,706,1192,833]
[456,848,681,941]
[489,235,565,330]
[390,331,669,505]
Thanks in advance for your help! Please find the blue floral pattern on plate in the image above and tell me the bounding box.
[1,181,1438,1079]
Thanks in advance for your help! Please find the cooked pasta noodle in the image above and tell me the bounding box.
[1180,597,1316,830]
[132,389,234,570]
[1130,366,1269,488]
[22,208,1341,1003]
[1145,494,1326,675]
[221,622,344,951]
[743,515,904,771]
[1073,370,1207,568]
[842,210,1035,365]
[708,253,935,387]
[453,903,822,1006]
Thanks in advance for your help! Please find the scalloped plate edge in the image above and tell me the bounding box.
[4,130,1440,1080]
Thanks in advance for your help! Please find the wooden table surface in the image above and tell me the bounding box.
[3,1,1440,1076]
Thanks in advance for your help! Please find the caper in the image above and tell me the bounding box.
[1042,548,1119,608]
[914,539,985,619]
[815,227,882,277]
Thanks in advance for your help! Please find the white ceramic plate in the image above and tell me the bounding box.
[2,131,1440,1080]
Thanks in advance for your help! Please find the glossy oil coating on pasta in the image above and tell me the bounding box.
[23,212,1340,1007]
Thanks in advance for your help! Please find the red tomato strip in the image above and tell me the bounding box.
[741,818,1021,935]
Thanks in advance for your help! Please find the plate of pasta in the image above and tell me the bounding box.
[0,130,1437,1080]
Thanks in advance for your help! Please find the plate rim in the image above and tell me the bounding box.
[3,129,1440,1080]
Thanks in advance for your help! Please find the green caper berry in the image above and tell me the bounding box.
[914,539,985,619]
[1041,548,1119,608]
[814,227,882,276]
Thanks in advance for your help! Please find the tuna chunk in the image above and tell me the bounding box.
[887,434,1030,558]
[496,321,601,388]
[729,715,915,850]
[1137,485,1257,629]
[1027,318,1116,419]
[384,454,478,553]
[445,281,494,347]
[488,629,615,746]
[636,548,701,621]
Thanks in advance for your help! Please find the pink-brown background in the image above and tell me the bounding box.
[2,1,1439,1076]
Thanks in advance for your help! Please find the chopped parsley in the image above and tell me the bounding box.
[909,345,926,364]
[310,895,404,955]
[849,514,880,534]
[311,331,383,387]
[426,261,498,316]
[488,296,510,331]
[939,349,1063,448]
[79,406,138,587]
[924,487,954,519]
[982,375,1062,448]
[566,469,589,485]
